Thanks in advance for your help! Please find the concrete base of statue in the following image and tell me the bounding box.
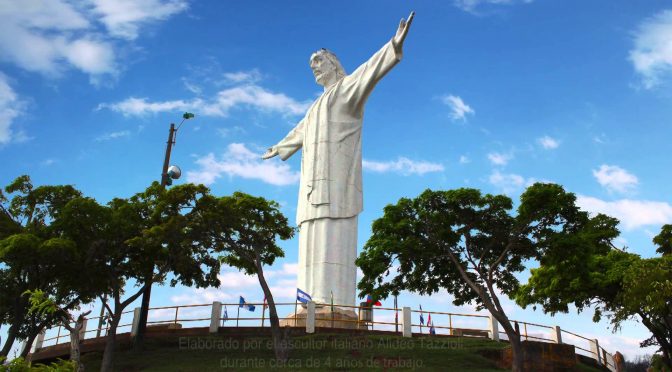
[279,305,367,330]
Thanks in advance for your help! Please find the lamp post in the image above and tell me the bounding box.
[133,112,194,350]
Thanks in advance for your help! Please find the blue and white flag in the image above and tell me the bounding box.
[419,304,425,325]
[297,288,312,304]
[222,306,229,325]
[239,296,256,312]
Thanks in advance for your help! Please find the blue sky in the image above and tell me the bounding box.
[2,0,672,360]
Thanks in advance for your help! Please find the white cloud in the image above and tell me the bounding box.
[170,263,299,306]
[577,195,672,230]
[222,69,263,85]
[459,155,470,164]
[440,94,475,121]
[98,84,311,118]
[362,157,444,175]
[0,73,25,144]
[0,0,115,80]
[95,130,131,141]
[62,38,116,75]
[538,135,559,149]
[41,158,57,166]
[454,0,534,13]
[629,10,672,88]
[91,0,188,40]
[0,0,187,83]
[487,152,512,166]
[592,165,639,194]
[98,97,194,116]
[218,271,259,288]
[489,170,533,194]
[265,263,299,278]
[186,143,300,186]
[170,287,234,304]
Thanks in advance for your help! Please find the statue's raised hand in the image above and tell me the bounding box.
[392,11,415,53]
[262,147,279,160]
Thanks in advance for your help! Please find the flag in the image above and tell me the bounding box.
[366,294,382,306]
[427,313,436,334]
[239,296,255,312]
[222,306,229,324]
[297,288,312,304]
[419,304,424,325]
[263,296,268,310]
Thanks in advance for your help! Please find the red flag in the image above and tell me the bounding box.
[366,294,382,306]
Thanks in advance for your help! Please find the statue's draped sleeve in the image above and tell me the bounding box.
[338,40,402,116]
[275,118,305,161]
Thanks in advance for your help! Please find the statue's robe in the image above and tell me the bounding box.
[274,40,401,306]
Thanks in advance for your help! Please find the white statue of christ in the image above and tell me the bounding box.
[263,12,414,307]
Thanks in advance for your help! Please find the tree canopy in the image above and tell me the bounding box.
[517,224,672,368]
[356,183,619,372]
[0,176,92,358]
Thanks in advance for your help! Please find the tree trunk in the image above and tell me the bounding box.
[255,262,288,361]
[658,338,671,369]
[100,313,120,372]
[132,275,152,352]
[69,331,82,372]
[491,310,524,372]
[0,324,18,357]
[67,312,90,372]
[19,331,38,358]
[506,328,524,372]
[640,313,672,369]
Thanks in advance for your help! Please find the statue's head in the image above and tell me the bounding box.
[310,48,345,88]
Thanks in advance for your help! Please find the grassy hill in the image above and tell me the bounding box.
[72,332,605,371]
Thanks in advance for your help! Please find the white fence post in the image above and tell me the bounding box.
[79,319,88,340]
[488,315,500,341]
[210,301,222,334]
[130,307,141,337]
[306,301,315,334]
[402,307,412,338]
[590,339,603,365]
[551,325,562,344]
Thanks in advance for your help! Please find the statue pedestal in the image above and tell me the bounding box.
[279,306,367,330]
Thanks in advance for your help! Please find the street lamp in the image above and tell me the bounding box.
[134,112,195,350]
[160,112,194,187]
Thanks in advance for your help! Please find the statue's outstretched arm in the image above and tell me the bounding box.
[392,11,415,54]
[262,118,306,161]
[340,11,415,114]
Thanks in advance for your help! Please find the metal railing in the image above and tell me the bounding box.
[31,301,616,370]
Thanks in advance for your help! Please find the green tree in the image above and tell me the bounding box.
[517,224,672,369]
[24,289,90,372]
[356,184,618,372]
[189,191,294,360]
[59,182,222,372]
[0,176,87,358]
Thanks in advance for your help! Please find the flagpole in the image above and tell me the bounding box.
[420,306,423,335]
[294,299,298,327]
[330,290,334,328]
[261,299,266,327]
[236,306,240,328]
[394,295,398,334]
